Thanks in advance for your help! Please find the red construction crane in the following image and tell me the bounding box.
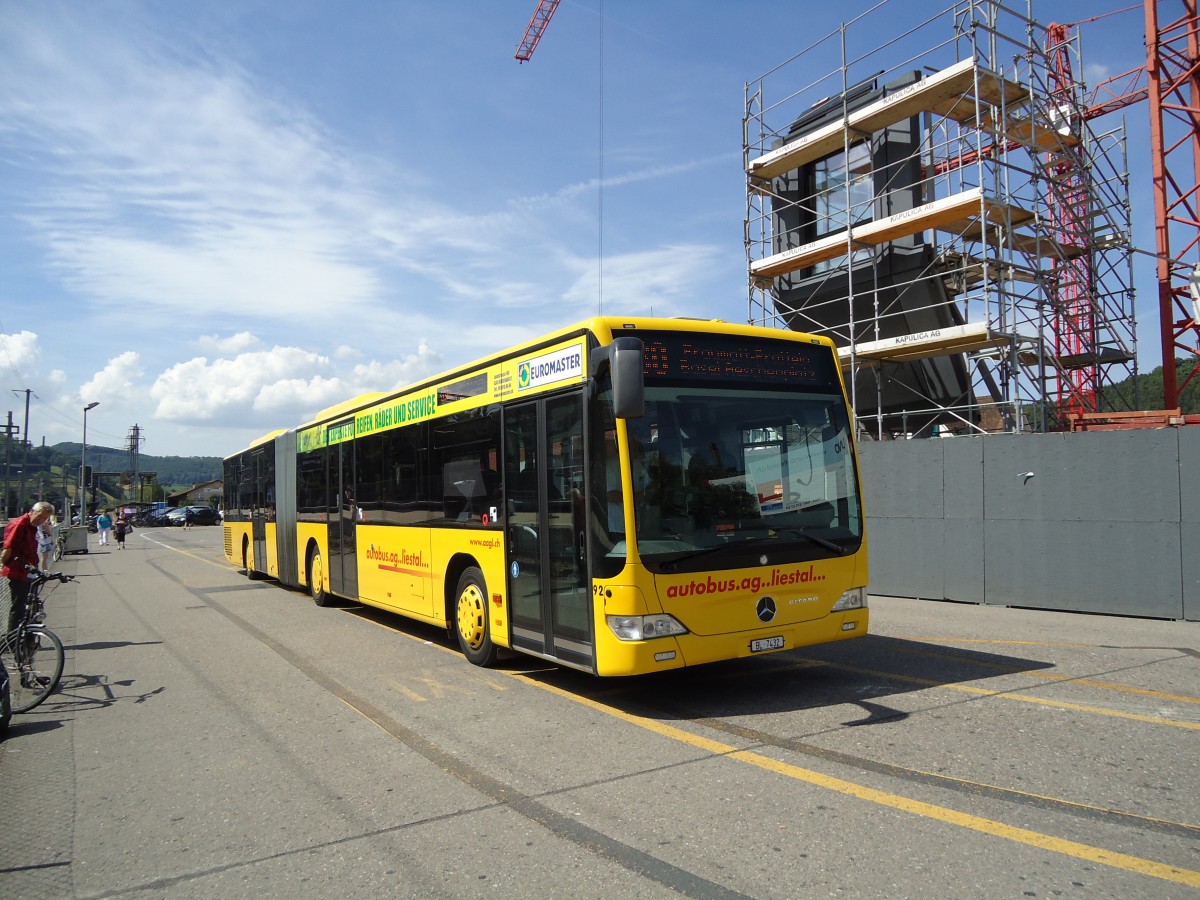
[1143,0,1200,409]
[1050,1,1200,411]
[897,4,1199,418]
[1044,20,1098,419]
[515,0,561,63]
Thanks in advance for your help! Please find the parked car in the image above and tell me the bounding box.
[191,507,222,525]
[135,508,173,527]
[165,506,222,526]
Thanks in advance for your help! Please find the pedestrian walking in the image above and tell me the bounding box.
[183,507,194,529]
[95,509,113,546]
[114,514,134,550]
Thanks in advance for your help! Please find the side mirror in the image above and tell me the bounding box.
[607,337,644,418]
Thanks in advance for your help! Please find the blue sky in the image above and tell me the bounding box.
[0,0,1154,458]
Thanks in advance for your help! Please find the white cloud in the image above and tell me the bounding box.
[0,330,40,370]
[347,340,443,390]
[561,244,727,318]
[1084,62,1115,85]
[0,4,755,457]
[150,348,332,422]
[0,5,741,343]
[198,332,261,355]
[253,375,347,413]
[0,8,389,322]
[80,351,143,401]
[148,339,446,430]
[38,207,383,322]
[530,154,734,205]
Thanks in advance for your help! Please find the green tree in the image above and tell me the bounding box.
[1098,358,1199,415]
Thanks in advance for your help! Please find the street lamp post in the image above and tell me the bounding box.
[80,401,99,521]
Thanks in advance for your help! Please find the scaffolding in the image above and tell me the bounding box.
[744,0,1138,438]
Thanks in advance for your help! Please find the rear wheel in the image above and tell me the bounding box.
[242,539,261,580]
[309,547,332,607]
[2,626,65,713]
[455,566,497,667]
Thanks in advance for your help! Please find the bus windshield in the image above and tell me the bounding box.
[625,385,861,571]
[589,329,862,573]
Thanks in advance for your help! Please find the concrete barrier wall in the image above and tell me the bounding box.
[860,427,1199,621]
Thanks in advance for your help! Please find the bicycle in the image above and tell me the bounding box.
[53,523,70,562]
[0,568,72,713]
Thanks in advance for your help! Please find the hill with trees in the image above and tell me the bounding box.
[2,442,221,517]
[1099,357,1199,415]
[60,444,222,487]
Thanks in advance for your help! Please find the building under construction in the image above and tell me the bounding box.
[740,0,1200,620]
[744,0,1145,438]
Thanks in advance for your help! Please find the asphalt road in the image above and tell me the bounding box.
[2,525,1198,899]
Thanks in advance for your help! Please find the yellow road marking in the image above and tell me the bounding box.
[1018,674,1197,704]
[141,534,228,566]
[389,680,429,702]
[903,640,1200,704]
[193,558,1200,886]
[518,675,1200,889]
[913,638,1097,648]
[809,658,1200,730]
[893,645,1200,704]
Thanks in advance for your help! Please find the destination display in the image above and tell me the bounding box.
[632,330,836,388]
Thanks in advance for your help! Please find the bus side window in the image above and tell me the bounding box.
[356,431,384,511]
[431,407,501,526]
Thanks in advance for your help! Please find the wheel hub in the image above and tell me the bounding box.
[457,585,486,651]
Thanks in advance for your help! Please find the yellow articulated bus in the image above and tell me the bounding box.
[222,317,867,676]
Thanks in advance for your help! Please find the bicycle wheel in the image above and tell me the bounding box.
[0,626,65,713]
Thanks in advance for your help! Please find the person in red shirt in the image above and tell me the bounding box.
[2,501,55,634]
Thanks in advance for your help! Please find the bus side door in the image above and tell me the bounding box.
[250,447,271,576]
[328,440,358,599]
[504,392,594,670]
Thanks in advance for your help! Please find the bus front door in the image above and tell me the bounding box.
[505,394,594,671]
[328,441,358,599]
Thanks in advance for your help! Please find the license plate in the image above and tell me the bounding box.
[750,635,785,653]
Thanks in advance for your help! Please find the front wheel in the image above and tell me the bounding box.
[2,626,65,713]
[309,547,332,607]
[455,566,497,667]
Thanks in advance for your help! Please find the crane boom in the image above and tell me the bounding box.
[515,0,561,63]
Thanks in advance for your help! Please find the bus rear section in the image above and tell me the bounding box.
[223,431,298,587]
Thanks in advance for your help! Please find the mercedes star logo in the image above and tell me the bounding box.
[756,596,776,623]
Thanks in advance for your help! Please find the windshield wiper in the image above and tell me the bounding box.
[659,540,750,571]
[774,527,849,556]
[658,527,846,572]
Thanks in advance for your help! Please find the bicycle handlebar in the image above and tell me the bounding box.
[24,564,75,585]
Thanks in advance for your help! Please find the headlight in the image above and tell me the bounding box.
[831,587,867,611]
[607,614,688,641]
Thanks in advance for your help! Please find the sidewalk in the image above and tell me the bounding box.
[0,545,83,897]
